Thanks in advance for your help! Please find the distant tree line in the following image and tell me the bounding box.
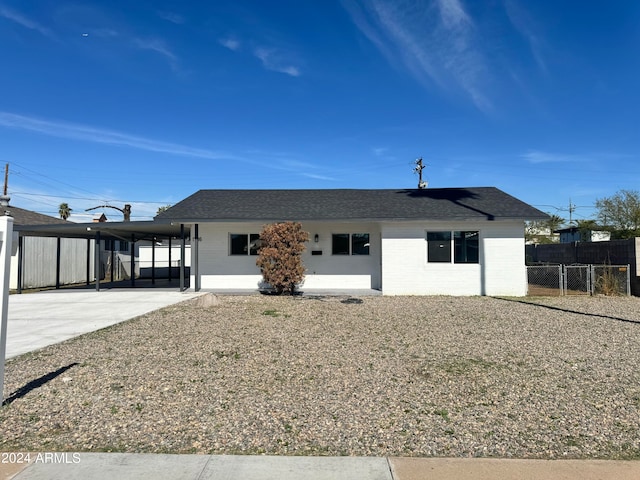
[526,189,640,243]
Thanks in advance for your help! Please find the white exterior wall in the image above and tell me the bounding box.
[481,222,527,296]
[192,220,526,295]
[381,221,526,296]
[192,222,381,290]
[138,244,191,268]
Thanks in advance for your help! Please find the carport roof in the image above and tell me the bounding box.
[14,220,189,241]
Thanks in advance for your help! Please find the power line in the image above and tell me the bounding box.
[10,191,169,205]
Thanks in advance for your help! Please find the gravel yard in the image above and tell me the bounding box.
[1,294,639,459]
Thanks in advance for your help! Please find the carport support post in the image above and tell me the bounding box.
[55,237,61,290]
[131,234,136,288]
[95,231,101,291]
[17,235,23,294]
[194,224,200,292]
[180,224,185,292]
[1,215,15,403]
[151,237,156,285]
[85,238,91,286]
[168,237,172,282]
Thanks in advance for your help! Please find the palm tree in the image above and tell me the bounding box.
[546,214,565,234]
[58,203,72,220]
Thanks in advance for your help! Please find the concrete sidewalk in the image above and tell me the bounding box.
[5,289,202,359]
[1,454,639,480]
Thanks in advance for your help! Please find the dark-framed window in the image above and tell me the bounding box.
[332,234,350,255]
[427,231,479,264]
[454,231,479,263]
[230,233,260,255]
[427,231,452,263]
[351,233,370,255]
[332,233,370,255]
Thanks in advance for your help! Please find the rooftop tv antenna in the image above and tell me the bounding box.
[414,157,427,189]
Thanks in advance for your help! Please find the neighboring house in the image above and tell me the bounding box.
[555,226,611,243]
[525,225,559,245]
[155,187,548,296]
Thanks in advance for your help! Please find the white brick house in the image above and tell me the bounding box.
[156,188,548,296]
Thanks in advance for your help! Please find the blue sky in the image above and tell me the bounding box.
[0,0,638,222]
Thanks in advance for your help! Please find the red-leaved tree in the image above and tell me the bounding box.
[256,222,309,295]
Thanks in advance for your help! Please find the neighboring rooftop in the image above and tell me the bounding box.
[155,187,549,222]
[2,205,68,226]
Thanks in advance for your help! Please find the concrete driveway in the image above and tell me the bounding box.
[5,289,202,359]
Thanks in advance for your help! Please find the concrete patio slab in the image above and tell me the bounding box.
[5,290,202,359]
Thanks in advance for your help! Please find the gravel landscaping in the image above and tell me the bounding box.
[1,294,640,459]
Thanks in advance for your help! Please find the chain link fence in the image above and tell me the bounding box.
[526,264,631,296]
[564,265,591,295]
[592,265,631,296]
[526,265,563,296]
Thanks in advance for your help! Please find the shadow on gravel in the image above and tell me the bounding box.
[495,297,640,326]
[2,363,79,407]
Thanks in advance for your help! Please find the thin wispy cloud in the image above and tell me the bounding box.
[254,47,301,77]
[218,35,301,77]
[157,11,185,25]
[301,173,338,181]
[244,150,336,180]
[504,0,548,74]
[89,30,180,71]
[133,37,178,65]
[522,150,631,165]
[372,147,388,157]
[219,37,241,51]
[343,0,491,112]
[521,150,583,164]
[0,112,240,161]
[0,5,55,38]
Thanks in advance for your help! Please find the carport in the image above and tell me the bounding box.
[13,221,192,293]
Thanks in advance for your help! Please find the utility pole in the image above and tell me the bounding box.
[414,158,427,189]
[3,164,8,196]
[568,199,576,225]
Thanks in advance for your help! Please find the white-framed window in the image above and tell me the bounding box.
[426,231,479,264]
[229,233,261,256]
[332,233,370,255]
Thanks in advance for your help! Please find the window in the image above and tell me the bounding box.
[351,233,370,255]
[427,231,479,264]
[454,231,479,263]
[332,233,370,255]
[427,232,451,263]
[230,234,260,255]
[332,234,349,255]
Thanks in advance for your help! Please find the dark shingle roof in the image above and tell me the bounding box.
[4,206,69,226]
[155,188,548,222]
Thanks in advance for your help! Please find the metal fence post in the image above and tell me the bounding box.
[627,264,631,296]
[560,265,565,296]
